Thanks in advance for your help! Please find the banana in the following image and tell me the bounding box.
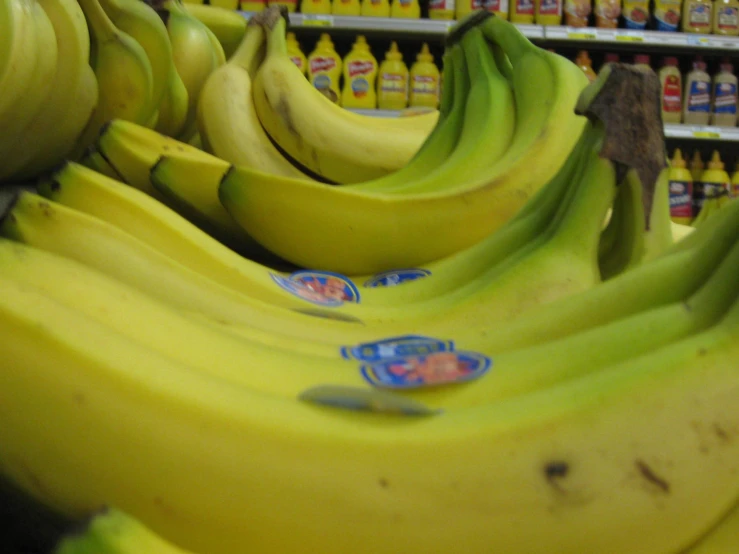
[1,212,737,412]
[79,147,127,181]
[384,25,516,194]
[0,0,40,131]
[54,507,197,554]
[642,167,675,262]
[71,0,155,159]
[681,499,739,553]
[0,0,59,165]
[97,0,171,120]
[94,121,280,258]
[251,9,437,184]
[221,13,589,274]
[185,3,247,59]
[196,17,309,178]
[153,63,190,138]
[0,272,738,553]
[159,0,224,142]
[598,169,646,280]
[0,0,96,182]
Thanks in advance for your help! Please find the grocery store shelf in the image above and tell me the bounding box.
[542,26,739,50]
[239,12,545,39]
[239,12,739,50]
[349,110,739,141]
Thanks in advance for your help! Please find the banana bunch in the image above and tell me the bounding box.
[692,186,734,229]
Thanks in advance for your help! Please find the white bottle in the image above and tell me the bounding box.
[711,60,738,127]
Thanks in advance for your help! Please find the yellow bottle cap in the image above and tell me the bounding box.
[671,148,686,168]
[386,41,403,61]
[417,43,433,62]
[708,150,724,171]
[690,149,704,170]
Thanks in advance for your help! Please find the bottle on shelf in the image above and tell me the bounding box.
[653,0,682,31]
[622,0,650,29]
[377,41,409,110]
[332,0,361,16]
[603,52,620,68]
[731,161,739,196]
[534,0,563,25]
[390,0,421,18]
[209,0,238,8]
[689,149,705,218]
[575,51,597,82]
[286,32,308,76]
[684,57,712,126]
[659,57,682,124]
[681,0,713,32]
[267,0,298,12]
[484,0,510,19]
[509,0,535,23]
[668,148,694,225]
[564,0,591,26]
[307,34,342,104]
[700,150,731,207]
[594,0,621,27]
[409,43,440,110]
[361,0,391,17]
[633,54,651,71]
[240,0,266,12]
[429,0,457,19]
[712,60,738,127]
[341,36,378,110]
[712,0,739,35]
[301,0,332,14]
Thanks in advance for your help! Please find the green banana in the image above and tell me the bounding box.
[185,3,246,59]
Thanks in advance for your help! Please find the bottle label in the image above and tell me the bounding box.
[669,180,693,219]
[714,82,738,114]
[538,0,561,15]
[688,3,711,26]
[662,74,682,113]
[624,6,649,28]
[703,180,731,198]
[718,7,739,30]
[271,270,360,306]
[364,268,431,287]
[514,0,534,15]
[309,56,337,75]
[290,56,305,72]
[411,75,439,97]
[484,0,507,12]
[654,10,680,31]
[687,79,711,113]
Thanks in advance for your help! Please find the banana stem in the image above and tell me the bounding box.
[77,0,118,42]
[479,15,532,65]
[263,6,289,57]
[229,19,265,72]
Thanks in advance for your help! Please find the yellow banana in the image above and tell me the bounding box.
[185,3,246,58]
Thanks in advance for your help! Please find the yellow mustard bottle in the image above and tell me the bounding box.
[286,32,308,76]
[689,150,705,219]
[391,0,421,18]
[240,0,266,12]
[713,0,739,34]
[535,0,563,24]
[700,150,731,206]
[341,36,378,110]
[301,0,332,14]
[267,0,298,12]
[377,41,408,111]
[332,0,360,16]
[575,51,597,83]
[509,0,535,22]
[361,0,390,16]
[455,0,482,21]
[409,43,440,110]
[682,0,713,32]
[484,0,509,18]
[668,148,694,225]
[430,0,457,19]
[307,33,342,104]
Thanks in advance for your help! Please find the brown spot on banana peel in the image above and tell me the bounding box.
[575,63,667,232]
[634,459,670,493]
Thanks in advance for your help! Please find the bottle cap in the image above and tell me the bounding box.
[720,61,734,73]
[604,53,620,64]
[417,43,434,62]
[690,150,704,170]
[663,56,678,67]
[671,148,687,168]
[708,150,724,171]
[634,54,651,66]
[386,41,403,61]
